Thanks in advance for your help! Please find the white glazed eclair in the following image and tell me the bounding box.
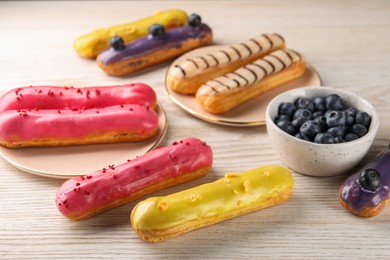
[196,49,306,114]
[131,165,294,242]
[166,33,285,94]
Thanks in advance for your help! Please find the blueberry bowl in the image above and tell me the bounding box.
[265,86,379,177]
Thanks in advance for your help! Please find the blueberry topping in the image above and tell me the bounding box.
[300,120,321,139]
[276,120,295,135]
[326,94,344,111]
[326,110,346,127]
[355,111,371,128]
[358,168,381,192]
[149,24,165,39]
[314,133,335,144]
[110,36,125,50]
[278,102,296,119]
[188,14,202,27]
[295,97,315,112]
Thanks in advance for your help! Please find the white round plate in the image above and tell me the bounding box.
[165,46,322,126]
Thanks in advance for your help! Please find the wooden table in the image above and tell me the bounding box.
[1,1,389,258]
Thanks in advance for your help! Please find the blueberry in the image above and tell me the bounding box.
[276,120,295,135]
[313,97,326,112]
[335,137,345,143]
[312,111,324,118]
[278,102,296,119]
[345,133,359,142]
[326,94,344,111]
[300,120,321,139]
[292,117,309,131]
[293,108,312,120]
[358,168,381,191]
[274,114,290,124]
[326,110,346,127]
[109,36,125,50]
[350,124,368,137]
[345,107,358,118]
[295,132,310,141]
[314,133,335,144]
[188,14,202,27]
[313,116,328,132]
[355,111,371,128]
[295,97,315,112]
[149,24,165,39]
[327,126,345,138]
[344,109,355,126]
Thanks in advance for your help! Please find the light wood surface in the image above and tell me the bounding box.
[1,1,390,259]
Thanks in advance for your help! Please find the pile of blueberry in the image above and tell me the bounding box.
[274,94,371,144]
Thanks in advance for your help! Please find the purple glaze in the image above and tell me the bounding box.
[340,148,390,211]
[98,24,212,65]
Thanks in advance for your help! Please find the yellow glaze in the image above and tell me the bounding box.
[131,165,294,241]
[73,9,188,58]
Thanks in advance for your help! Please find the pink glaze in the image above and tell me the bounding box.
[0,104,158,145]
[56,138,213,220]
[0,83,156,113]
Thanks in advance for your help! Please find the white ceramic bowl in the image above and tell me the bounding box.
[265,86,379,177]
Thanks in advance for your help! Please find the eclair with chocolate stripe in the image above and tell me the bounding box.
[196,49,306,114]
[166,33,285,94]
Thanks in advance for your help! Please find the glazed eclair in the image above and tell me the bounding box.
[196,49,306,114]
[166,33,285,94]
[131,165,294,242]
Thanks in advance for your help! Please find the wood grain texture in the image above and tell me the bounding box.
[0,0,390,259]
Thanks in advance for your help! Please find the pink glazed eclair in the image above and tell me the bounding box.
[0,83,156,113]
[0,104,159,148]
[56,138,213,220]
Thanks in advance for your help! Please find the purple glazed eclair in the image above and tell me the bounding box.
[339,143,390,217]
[97,14,212,76]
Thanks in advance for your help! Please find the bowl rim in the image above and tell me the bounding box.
[265,86,379,147]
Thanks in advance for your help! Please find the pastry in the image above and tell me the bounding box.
[97,14,212,76]
[74,9,188,58]
[0,104,158,148]
[131,165,294,242]
[196,49,306,114]
[56,138,213,220]
[166,33,285,94]
[339,144,390,217]
[0,83,156,114]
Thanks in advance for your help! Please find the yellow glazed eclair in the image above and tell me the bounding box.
[131,165,294,242]
[74,9,188,58]
[196,49,306,114]
[166,33,285,94]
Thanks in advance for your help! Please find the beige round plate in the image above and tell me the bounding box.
[165,46,322,126]
[0,86,167,179]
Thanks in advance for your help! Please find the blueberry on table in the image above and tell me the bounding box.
[110,36,125,50]
[326,110,346,127]
[313,96,326,112]
[277,120,295,135]
[149,24,165,39]
[278,102,296,119]
[350,124,368,137]
[325,94,344,111]
[188,14,202,27]
[314,133,335,144]
[355,111,371,128]
[295,97,315,112]
[300,120,321,139]
[358,168,381,192]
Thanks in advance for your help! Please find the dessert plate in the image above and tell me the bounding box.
[165,46,322,126]
[0,86,167,179]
